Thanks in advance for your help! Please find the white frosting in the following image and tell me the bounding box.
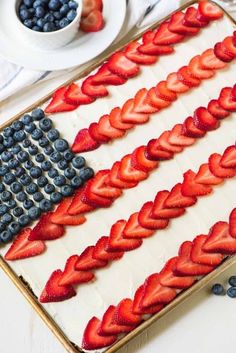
[1,13,236,352]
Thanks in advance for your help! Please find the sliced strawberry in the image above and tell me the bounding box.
[146,138,174,161]
[72,128,100,153]
[168,124,195,146]
[4,229,45,261]
[99,306,135,336]
[93,236,124,261]
[208,153,236,178]
[181,169,213,197]
[183,6,209,28]
[109,107,134,131]
[151,190,185,219]
[159,257,196,289]
[107,220,143,252]
[64,83,95,105]
[220,146,236,168]
[81,0,103,17]
[188,55,215,79]
[82,317,117,351]
[207,99,230,119]
[198,1,223,21]
[214,42,234,63]
[97,115,125,139]
[75,246,107,271]
[45,87,77,114]
[121,99,149,124]
[191,234,224,266]
[134,88,159,114]
[92,64,127,86]
[153,22,184,45]
[202,221,236,254]
[138,42,174,56]
[131,146,158,172]
[193,107,219,131]
[194,163,223,185]
[229,209,236,238]
[132,285,164,315]
[40,270,76,303]
[113,298,142,326]
[182,116,206,138]
[59,255,94,286]
[218,87,236,111]
[158,131,183,153]
[222,36,236,57]
[108,161,138,189]
[80,9,104,32]
[68,188,95,216]
[166,72,189,93]
[199,48,227,70]
[119,154,149,182]
[177,66,201,88]
[89,122,111,144]
[141,273,177,307]
[233,83,236,98]
[123,212,154,239]
[83,182,114,208]
[88,170,122,199]
[155,81,177,102]
[168,11,199,35]
[125,41,157,65]
[107,52,140,79]
[29,213,65,241]
[142,29,156,44]
[138,201,169,230]
[148,87,171,109]
[165,183,197,208]
[81,76,108,98]
[50,197,86,226]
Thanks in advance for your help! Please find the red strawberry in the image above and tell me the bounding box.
[142,29,157,44]
[191,234,224,266]
[29,213,65,241]
[159,257,196,289]
[71,128,100,153]
[132,285,164,315]
[207,99,230,119]
[107,220,143,252]
[88,170,122,200]
[45,87,77,114]
[108,52,140,79]
[153,22,184,45]
[202,221,236,254]
[109,107,134,131]
[40,270,76,303]
[222,36,236,57]
[138,201,169,230]
[131,146,158,172]
[193,106,219,131]
[81,76,108,98]
[220,146,236,168]
[146,138,174,161]
[208,153,236,178]
[75,246,107,271]
[165,183,197,208]
[218,87,236,111]
[166,72,189,93]
[82,317,117,351]
[50,197,86,226]
[89,122,111,144]
[177,66,201,88]
[141,273,177,307]
[119,154,149,182]
[80,10,104,32]
[155,81,177,102]
[92,64,127,86]
[108,161,138,189]
[97,115,125,139]
[59,255,94,286]
[99,306,135,336]
[168,11,199,35]
[81,0,103,17]
[199,49,227,70]
[93,236,124,261]
[182,116,206,138]
[214,42,234,63]
[183,6,209,28]
[67,188,95,216]
[151,190,185,219]
[134,88,159,114]
[168,124,195,146]
[232,83,236,98]
[4,229,45,261]
[123,212,154,239]
[158,131,183,153]
[64,83,95,105]
[198,1,223,21]
[194,163,223,185]
[125,41,157,65]
[121,99,149,124]
[188,55,215,79]
[83,180,114,208]
[229,209,236,238]
[138,42,174,56]
[148,87,171,109]
[181,169,213,197]
[113,299,142,326]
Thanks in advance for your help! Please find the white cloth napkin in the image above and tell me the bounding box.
[0,0,180,102]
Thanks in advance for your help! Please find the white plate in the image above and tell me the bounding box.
[0,0,127,71]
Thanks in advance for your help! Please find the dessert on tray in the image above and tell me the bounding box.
[1,1,236,352]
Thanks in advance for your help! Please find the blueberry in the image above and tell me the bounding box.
[44,145,54,155]
[24,160,34,170]
[71,176,83,189]
[3,173,16,185]
[1,151,13,162]
[21,114,33,125]
[44,13,55,22]
[50,192,62,203]
[25,123,36,133]
[26,183,38,194]
[0,222,5,232]
[54,138,69,152]
[227,287,236,298]
[20,9,31,21]
[60,4,70,15]
[50,151,62,163]
[63,149,74,161]
[0,230,13,243]
[54,11,62,19]
[2,213,13,224]
[35,6,45,18]
[39,117,53,132]
[64,167,76,179]
[9,222,21,235]
[12,144,22,153]
[31,15,37,24]
[28,145,38,155]
[33,0,44,8]
[23,18,33,28]
[79,167,94,181]
[72,156,85,169]
[23,199,34,210]
[13,130,26,142]
[60,0,70,3]
[33,192,44,202]
[19,214,30,226]
[20,4,28,11]
[23,0,34,6]
[32,128,43,140]
[0,183,5,193]
[17,151,29,163]
[229,276,236,287]
[39,137,49,147]
[31,108,45,121]
[211,283,225,296]
[49,0,61,10]
[30,166,42,178]
[54,175,66,186]
[36,18,46,28]
[39,199,53,212]
[48,128,60,141]
[41,160,52,171]
[0,144,5,153]
[22,139,31,148]
[10,182,23,194]
[0,165,9,176]
[43,22,56,32]
[44,184,55,194]
[67,9,76,21]
[7,199,17,209]
[12,121,24,131]
[32,25,41,31]
[59,17,69,28]
[35,153,45,163]
[0,205,8,216]
[48,168,58,178]
[8,159,20,170]
[16,191,28,202]
[3,127,14,137]
[13,207,24,217]
[68,1,78,10]
[58,159,68,170]
[15,167,25,178]
[28,206,41,220]
[20,174,31,186]
[37,176,48,187]
[3,137,14,148]
[61,184,74,197]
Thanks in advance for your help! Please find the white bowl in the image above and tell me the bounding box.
[15,0,82,50]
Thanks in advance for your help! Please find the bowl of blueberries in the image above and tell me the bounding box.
[16,0,82,50]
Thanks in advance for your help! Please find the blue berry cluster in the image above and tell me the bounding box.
[18,0,79,32]
[211,275,236,298]
[0,107,94,244]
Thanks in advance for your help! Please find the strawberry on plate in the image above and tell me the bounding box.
[229,209,236,238]
[138,201,169,230]
[191,234,224,266]
[151,190,185,219]
[82,0,103,18]
[153,22,184,45]
[72,128,100,153]
[107,52,140,79]
[181,169,213,197]
[197,1,223,21]
[59,255,94,286]
[193,106,220,131]
[208,153,236,178]
[202,221,236,254]
[29,213,65,241]
[99,306,135,336]
[45,87,78,114]
[80,10,104,32]
[75,246,108,271]
[113,299,142,326]
[123,212,154,239]
[125,41,157,65]
[50,197,86,226]
[65,83,95,105]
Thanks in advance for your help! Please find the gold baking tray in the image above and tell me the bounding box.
[0,1,236,353]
